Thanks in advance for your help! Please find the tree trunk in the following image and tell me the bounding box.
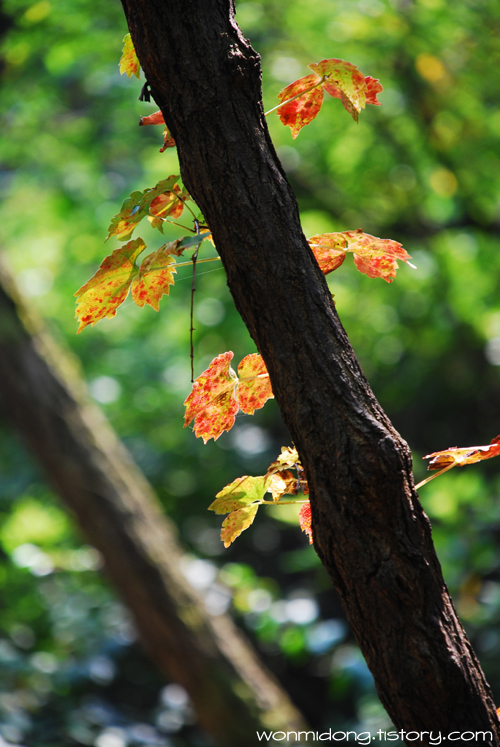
[0,260,308,746]
[120,0,500,740]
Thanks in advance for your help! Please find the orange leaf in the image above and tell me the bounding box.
[308,229,412,282]
[237,353,274,414]
[307,233,347,274]
[184,352,238,443]
[424,436,500,470]
[147,185,186,232]
[277,73,324,139]
[131,245,176,311]
[299,502,313,544]
[267,470,298,502]
[119,33,140,79]
[139,110,165,126]
[74,238,145,333]
[160,127,176,152]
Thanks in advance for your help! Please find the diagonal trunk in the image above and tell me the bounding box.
[119,0,500,740]
[0,259,308,747]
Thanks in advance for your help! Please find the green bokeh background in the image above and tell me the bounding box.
[1,0,500,744]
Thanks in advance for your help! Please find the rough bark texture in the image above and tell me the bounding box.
[119,0,500,741]
[0,261,308,746]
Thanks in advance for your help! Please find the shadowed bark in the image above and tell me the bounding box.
[119,0,500,741]
[0,260,308,747]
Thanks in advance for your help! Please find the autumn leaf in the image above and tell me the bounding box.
[159,127,176,152]
[309,59,382,123]
[277,58,382,137]
[106,176,182,242]
[265,446,300,479]
[139,110,165,126]
[184,352,238,443]
[277,73,324,139]
[267,471,298,502]
[131,246,176,311]
[209,475,268,514]
[307,233,347,274]
[147,184,187,232]
[74,238,146,333]
[221,504,260,548]
[424,436,500,470]
[299,502,313,544]
[237,353,274,414]
[119,33,140,79]
[308,229,413,283]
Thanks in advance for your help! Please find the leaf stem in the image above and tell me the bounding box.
[175,257,220,268]
[264,76,325,117]
[190,220,200,382]
[415,462,456,490]
[260,499,308,505]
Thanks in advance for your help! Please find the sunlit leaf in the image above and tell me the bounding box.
[277,73,324,139]
[184,352,238,443]
[309,58,382,123]
[160,127,176,152]
[221,504,260,548]
[209,475,268,514]
[308,229,412,282]
[119,33,140,79]
[299,501,313,544]
[266,470,298,501]
[424,435,500,470]
[265,446,300,479]
[147,185,187,232]
[106,176,181,242]
[237,353,274,414]
[74,238,146,333]
[131,246,176,311]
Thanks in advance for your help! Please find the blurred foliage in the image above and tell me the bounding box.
[1,0,500,744]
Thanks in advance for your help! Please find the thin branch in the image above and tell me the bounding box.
[415,462,456,490]
[190,219,200,382]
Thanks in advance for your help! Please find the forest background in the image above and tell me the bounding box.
[1,0,500,744]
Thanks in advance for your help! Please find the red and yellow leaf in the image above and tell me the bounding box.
[139,110,165,126]
[74,238,146,333]
[299,501,313,544]
[307,233,347,274]
[147,185,186,232]
[209,475,268,515]
[277,73,324,139]
[160,127,176,152]
[237,353,274,414]
[221,504,260,548]
[266,446,300,479]
[119,33,140,79]
[309,58,382,123]
[106,176,181,242]
[184,352,238,443]
[308,229,412,282]
[131,246,176,311]
[424,436,500,470]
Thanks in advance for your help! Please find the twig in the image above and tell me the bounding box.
[190,220,200,382]
[415,462,456,490]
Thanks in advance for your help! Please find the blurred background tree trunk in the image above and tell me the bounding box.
[0,259,307,746]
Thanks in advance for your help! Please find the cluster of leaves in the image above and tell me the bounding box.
[76,33,500,549]
[208,447,311,547]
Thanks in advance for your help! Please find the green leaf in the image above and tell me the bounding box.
[209,475,268,514]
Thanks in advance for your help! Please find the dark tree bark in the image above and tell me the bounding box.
[119,0,500,741]
[0,261,308,747]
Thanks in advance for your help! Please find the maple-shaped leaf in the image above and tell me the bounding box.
[106,176,181,242]
[237,353,274,414]
[308,229,412,283]
[119,33,140,79]
[309,59,382,124]
[221,504,260,548]
[74,238,146,333]
[131,246,176,311]
[299,501,313,544]
[139,110,165,126]
[184,352,238,443]
[209,475,268,514]
[424,436,500,470]
[277,73,324,139]
[277,58,382,137]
